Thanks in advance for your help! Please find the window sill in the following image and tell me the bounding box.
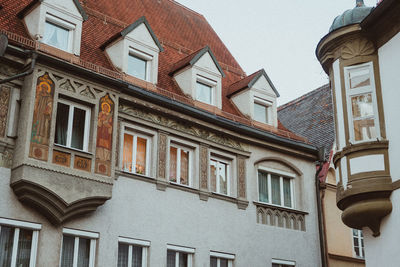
[168,182,199,194]
[116,170,156,184]
[253,201,308,215]
[54,144,93,157]
[210,192,237,203]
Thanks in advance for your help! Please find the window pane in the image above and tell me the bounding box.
[210,257,217,267]
[60,235,75,267]
[180,150,189,185]
[258,171,269,203]
[136,137,147,175]
[71,107,86,150]
[353,119,376,141]
[254,102,268,123]
[128,55,147,80]
[351,94,374,118]
[55,103,70,146]
[132,245,142,267]
[0,226,15,267]
[218,162,228,195]
[123,134,133,172]
[167,250,175,267]
[220,258,228,267]
[210,160,217,192]
[283,178,292,208]
[196,82,212,104]
[169,147,178,182]
[77,237,90,267]
[349,67,370,89]
[271,174,281,205]
[117,243,129,267]
[179,252,188,267]
[16,229,33,267]
[43,21,69,51]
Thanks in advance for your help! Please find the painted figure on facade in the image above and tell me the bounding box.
[95,94,114,175]
[0,86,10,137]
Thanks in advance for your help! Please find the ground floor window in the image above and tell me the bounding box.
[272,259,295,267]
[210,251,234,267]
[353,229,364,258]
[166,245,194,267]
[117,237,149,267]
[0,218,41,267]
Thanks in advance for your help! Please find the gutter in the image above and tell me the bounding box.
[316,150,328,267]
[0,52,37,85]
[6,44,318,156]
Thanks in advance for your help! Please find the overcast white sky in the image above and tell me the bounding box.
[175,0,378,105]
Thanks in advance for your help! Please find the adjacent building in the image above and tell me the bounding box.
[316,0,400,266]
[0,0,322,266]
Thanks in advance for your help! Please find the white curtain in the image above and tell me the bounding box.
[0,226,14,267]
[131,246,142,267]
[258,172,268,202]
[43,22,69,51]
[77,238,90,267]
[16,229,32,267]
[167,250,175,267]
[117,244,128,267]
[60,235,74,267]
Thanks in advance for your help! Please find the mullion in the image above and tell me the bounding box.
[66,105,74,148]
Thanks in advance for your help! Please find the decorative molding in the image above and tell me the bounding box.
[255,202,306,231]
[119,105,246,151]
[341,38,375,60]
[59,79,76,92]
[0,146,13,168]
[80,86,96,99]
[0,86,10,137]
[237,156,246,199]
[199,144,208,190]
[157,132,168,179]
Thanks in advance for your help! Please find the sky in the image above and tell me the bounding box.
[175,0,378,105]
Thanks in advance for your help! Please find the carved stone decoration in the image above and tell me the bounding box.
[29,73,55,161]
[52,150,71,167]
[80,86,95,99]
[59,80,75,93]
[0,148,13,168]
[237,156,246,199]
[95,94,114,176]
[120,105,246,151]
[74,156,92,172]
[256,204,306,231]
[157,132,167,179]
[0,86,10,137]
[341,38,375,60]
[200,145,209,190]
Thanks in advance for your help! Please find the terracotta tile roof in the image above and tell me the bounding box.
[0,0,308,144]
[278,84,335,159]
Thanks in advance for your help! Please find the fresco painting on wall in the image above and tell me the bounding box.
[0,86,10,138]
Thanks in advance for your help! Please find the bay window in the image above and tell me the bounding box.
[210,157,230,196]
[43,14,75,52]
[258,167,294,208]
[60,228,98,267]
[169,143,192,186]
[117,237,149,267]
[344,62,380,142]
[54,99,91,152]
[166,245,194,267]
[0,218,41,267]
[122,131,151,176]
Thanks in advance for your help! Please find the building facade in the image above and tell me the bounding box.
[279,85,365,267]
[316,0,400,266]
[0,0,322,266]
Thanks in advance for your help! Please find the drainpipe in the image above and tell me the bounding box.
[316,147,328,267]
[0,51,37,85]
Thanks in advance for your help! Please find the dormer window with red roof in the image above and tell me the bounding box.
[102,16,163,84]
[170,46,225,109]
[19,0,87,55]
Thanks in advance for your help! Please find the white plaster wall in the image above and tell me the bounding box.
[173,67,194,97]
[106,39,125,71]
[378,31,400,182]
[231,90,251,117]
[0,144,321,267]
[194,53,220,74]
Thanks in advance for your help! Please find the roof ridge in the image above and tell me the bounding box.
[278,83,330,111]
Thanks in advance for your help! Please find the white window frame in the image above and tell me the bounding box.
[210,251,234,267]
[166,244,194,267]
[60,228,98,267]
[272,259,296,267]
[210,156,231,196]
[168,141,194,187]
[44,13,75,52]
[344,62,381,143]
[196,75,216,105]
[352,229,364,258]
[55,98,91,152]
[257,166,295,209]
[127,48,153,81]
[118,237,150,267]
[122,130,151,176]
[0,218,41,267]
[253,96,272,124]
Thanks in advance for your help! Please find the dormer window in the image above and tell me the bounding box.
[254,97,272,124]
[170,46,225,109]
[196,76,216,105]
[43,14,75,52]
[102,17,163,85]
[19,0,87,55]
[127,49,152,81]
